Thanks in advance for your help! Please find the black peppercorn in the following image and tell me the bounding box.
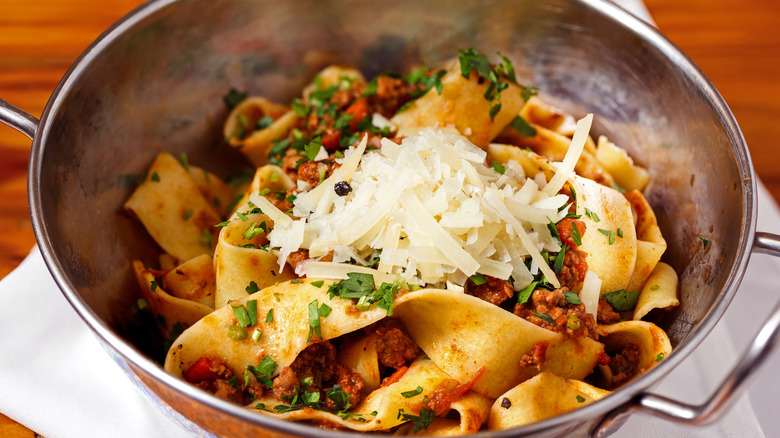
[334,180,352,196]
[500,397,512,409]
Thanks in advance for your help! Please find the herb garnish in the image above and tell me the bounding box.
[401,386,424,398]
[509,115,537,137]
[602,289,640,312]
[246,356,277,388]
[327,273,400,316]
[469,273,487,285]
[699,237,710,249]
[563,291,582,305]
[585,207,601,223]
[458,48,518,121]
[397,407,434,432]
[576,395,586,403]
[531,311,554,324]
[223,88,248,110]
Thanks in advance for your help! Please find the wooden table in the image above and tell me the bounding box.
[1,0,778,435]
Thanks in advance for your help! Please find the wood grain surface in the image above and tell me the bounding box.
[1,0,778,435]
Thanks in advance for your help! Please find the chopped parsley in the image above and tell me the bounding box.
[655,352,665,362]
[326,385,353,413]
[598,228,616,245]
[584,207,601,223]
[553,245,566,274]
[570,221,583,246]
[563,291,582,305]
[178,153,189,171]
[576,395,586,403]
[231,304,252,328]
[517,281,540,305]
[602,289,640,312]
[310,280,324,288]
[182,209,194,220]
[256,115,274,130]
[491,161,506,174]
[150,280,158,292]
[198,228,214,246]
[531,311,554,324]
[223,88,248,110]
[699,237,710,249]
[401,386,424,398]
[151,171,160,182]
[397,407,434,432]
[242,222,267,240]
[520,85,539,102]
[215,220,231,228]
[611,181,626,193]
[509,115,537,137]
[247,356,277,388]
[302,138,323,161]
[307,299,323,341]
[265,308,274,323]
[458,48,518,121]
[327,273,400,316]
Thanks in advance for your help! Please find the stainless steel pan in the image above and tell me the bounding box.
[3,0,780,436]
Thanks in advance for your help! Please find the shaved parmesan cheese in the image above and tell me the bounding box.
[581,270,602,316]
[266,128,590,289]
[544,114,593,197]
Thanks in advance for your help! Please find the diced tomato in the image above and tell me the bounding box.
[380,366,409,387]
[322,129,341,151]
[556,218,586,249]
[343,99,369,131]
[183,356,220,383]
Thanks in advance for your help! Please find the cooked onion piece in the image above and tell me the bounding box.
[125,152,221,262]
[132,260,213,339]
[488,371,610,430]
[634,262,679,320]
[393,289,604,398]
[391,68,526,148]
[246,358,491,433]
[165,278,390,378]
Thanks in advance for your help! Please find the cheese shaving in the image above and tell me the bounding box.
[267,127,591,289]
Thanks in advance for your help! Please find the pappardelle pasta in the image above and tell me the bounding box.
[125,48,679,434]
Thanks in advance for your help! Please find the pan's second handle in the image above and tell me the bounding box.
[0,98,39,139]
[593,232,780,437]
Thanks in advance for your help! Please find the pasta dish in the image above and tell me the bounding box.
[124,48,679,434]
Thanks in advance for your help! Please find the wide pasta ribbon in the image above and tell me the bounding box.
[393,289,604,399]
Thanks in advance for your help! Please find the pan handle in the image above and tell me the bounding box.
[592,231,780,437]
[0,98,39,140]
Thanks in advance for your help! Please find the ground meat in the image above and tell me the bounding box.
[373,319,421,369]
[464,275,514,306]
[282,341,365,409]
[286,249,333,272]
[519,342,548,370]
[184,356,247,404]
[297,160,337,188]
[608,343,641,387]
[598,297,622,324]
[366,75,424,117]
[271,366,300,401]
[557,247,588,288]
[268,187,298,212]
[514,287,597,339]
[282,149,304,179]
